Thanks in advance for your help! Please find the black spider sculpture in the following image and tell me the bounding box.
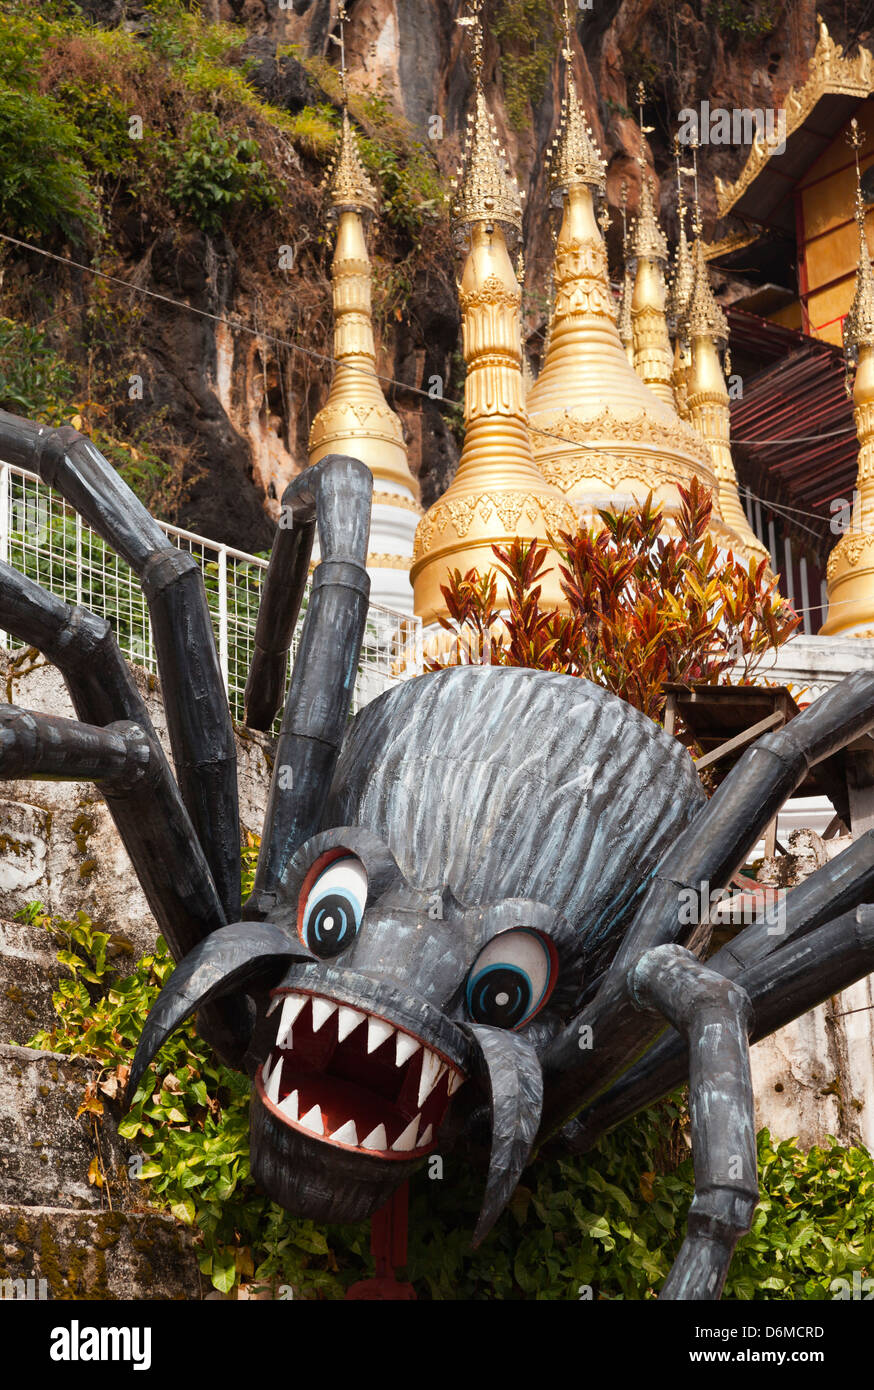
[3,413,874,1301]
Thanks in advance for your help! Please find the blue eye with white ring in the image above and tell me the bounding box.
[465,929,554,1030]
[300,856,367,958]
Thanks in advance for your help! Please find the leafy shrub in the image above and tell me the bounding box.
[0,86,97,239]
[430,480,799,727]
[165,110,280,234]
[0,316,75,417]
[57,78,140,178]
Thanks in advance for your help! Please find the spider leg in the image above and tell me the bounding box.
[0,410,240,920]
[245,455,372,908]
[0,562,226,955]
[0,564,256,1062]
[543,671,874,1134]
[565,828,874,1149]
[630,945,757,1301]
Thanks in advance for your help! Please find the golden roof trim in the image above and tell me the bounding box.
[715,18,874,216]
[529,403,716,471]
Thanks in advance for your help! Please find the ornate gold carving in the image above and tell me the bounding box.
[547,70,607,201]
[366,553,414,570]
[529,405,715,471]
[412,491,574,561]
[716,19,874,216]
[372,490,422,513]
[450,86,523,243]
[687,238,728,343]
[459,272,521,313]
[631,175,668,265]
[323,109,378,217]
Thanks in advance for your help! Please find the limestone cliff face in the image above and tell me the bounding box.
[10,1,865,552]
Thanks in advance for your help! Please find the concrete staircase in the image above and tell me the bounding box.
[0,917,202,1299]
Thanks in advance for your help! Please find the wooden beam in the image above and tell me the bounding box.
[693,710,785,773]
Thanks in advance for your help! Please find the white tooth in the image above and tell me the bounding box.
[367,1017,395,1054]
[264,1056,282,1106]
[311,998,338,1033]
[361,1123,388,1151]
[278,1089,299,1122]
[391,1116,420,1152]
[447,1070,464,1096]
[331,1119,359,1146]
[417,1123,433,1148]
[417,1051,446,1109]
[299,1103,324,1135]
[337,1005,366,1042]
[266,996,281,1017]
[277,993,306,1047]
[395,1033,421,1068]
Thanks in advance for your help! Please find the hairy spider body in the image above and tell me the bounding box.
[3,410,874,1300]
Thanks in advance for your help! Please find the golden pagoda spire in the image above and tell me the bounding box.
[308,4,420,610]
[667,137,695,417]
[684,236,769,568]
[629,84,676,408]
[823,118,874,635]
[616,179,635,364]
[526,41,728,543]
[411,0,573,627]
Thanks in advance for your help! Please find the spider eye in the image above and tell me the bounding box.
[299,855,367,958]
[465,929,554,1030]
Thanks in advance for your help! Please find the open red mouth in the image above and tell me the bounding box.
[255,989,465,1158]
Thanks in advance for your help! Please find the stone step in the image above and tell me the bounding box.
[0,1203,202,1300]
[0,1044,130,1211]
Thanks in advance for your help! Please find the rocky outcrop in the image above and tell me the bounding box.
[10,2,863,549]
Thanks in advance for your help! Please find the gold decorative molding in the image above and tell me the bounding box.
[715,19,874,216]
[412,490,574,562]
[372,490,422,513]
[366,552,414,569]
[529,404,715,472]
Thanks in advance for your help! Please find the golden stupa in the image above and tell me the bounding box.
[525,34,724,536]
[410,7,574,627]
[308,18,421,609]
[683,236,770,569]
[822,120,874,635]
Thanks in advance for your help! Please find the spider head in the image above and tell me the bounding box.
[129,824,583,1239]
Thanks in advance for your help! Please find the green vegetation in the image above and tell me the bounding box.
[710,0,777,39]
[493,0,557,131]
[0,87,96,241]
[18,898,874,1299]
[164,110,280,235]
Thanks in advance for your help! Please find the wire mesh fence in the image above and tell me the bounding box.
[0,461,423,725]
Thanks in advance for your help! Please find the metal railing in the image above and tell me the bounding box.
[0,460,423,724]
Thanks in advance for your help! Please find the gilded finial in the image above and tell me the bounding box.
[450,0,523,245]
[322,4,378,217]
[843,118,874,389]
[630,173,668,265]
[630,84,667,265]
[687,236,728,345]
[667,136,694,332]
[546,0,607,205]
